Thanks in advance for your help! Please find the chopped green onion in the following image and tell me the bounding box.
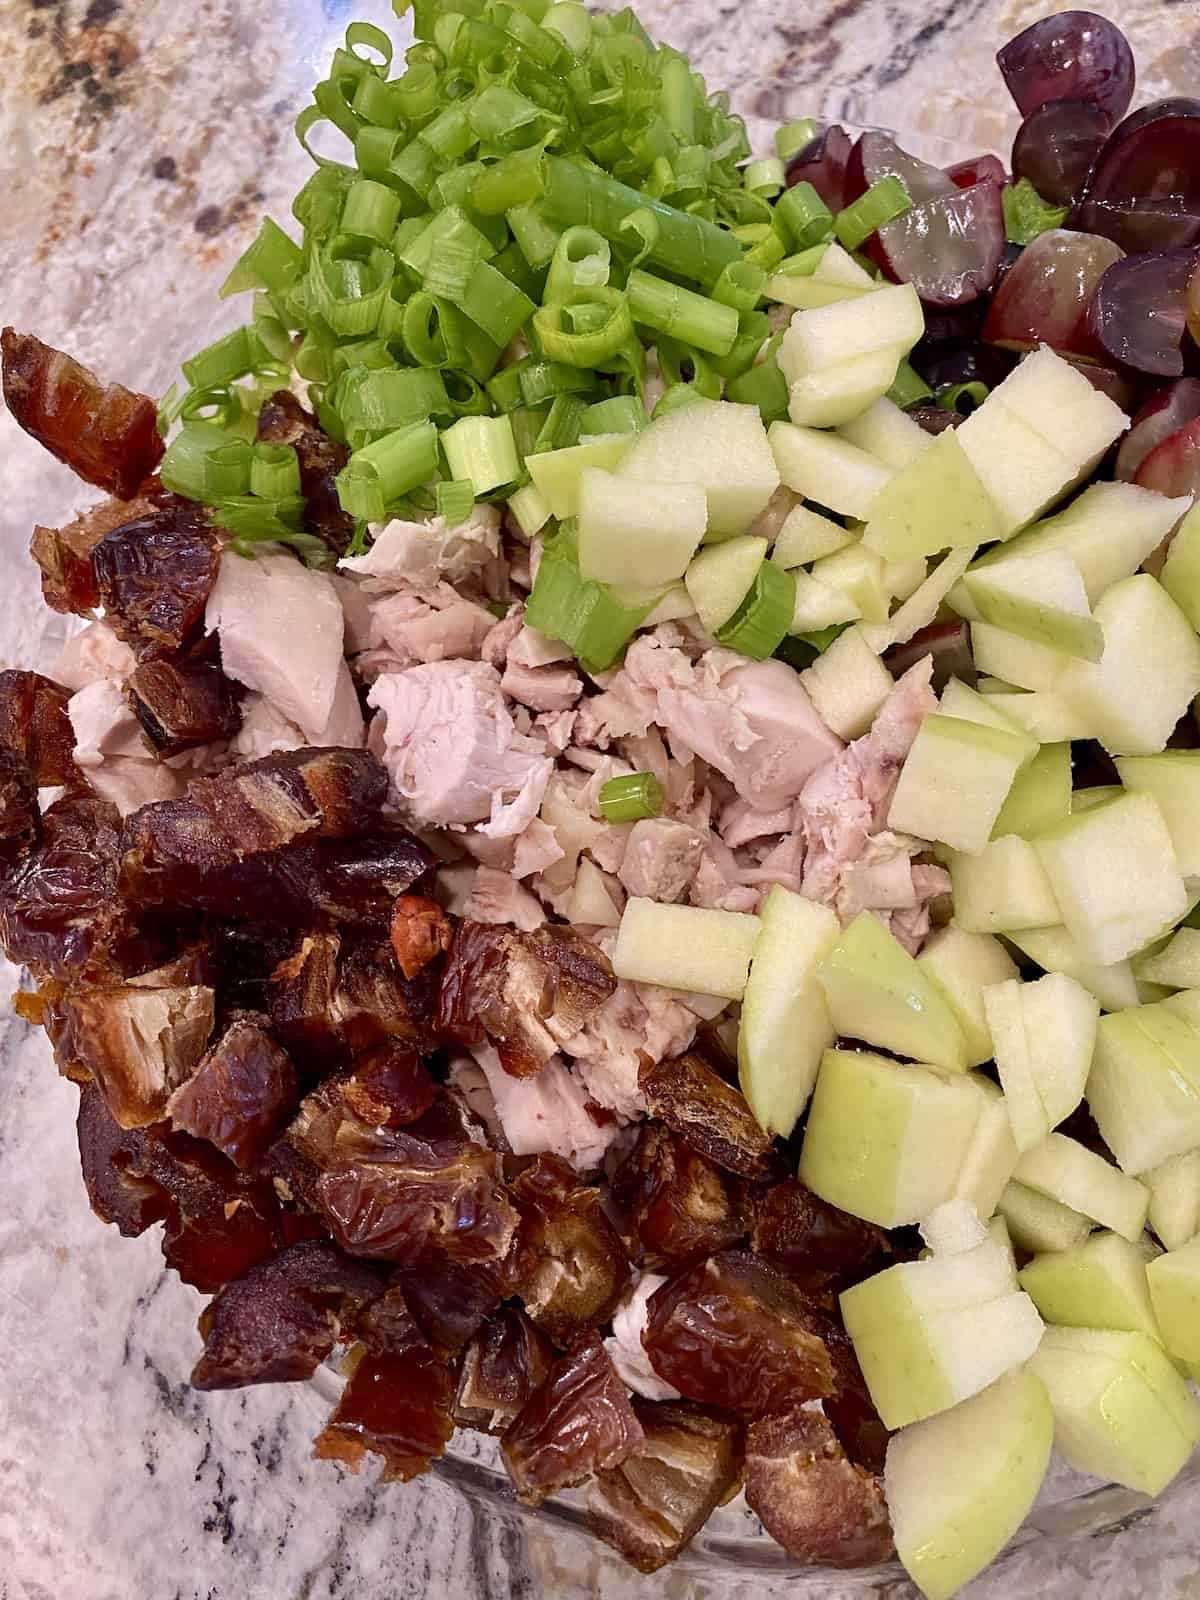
[160,422,245,503]
[652,383,706,419]
[545,227,611,303]
[774,622,849,671]
[507,480,553,537]
[182,327,264,390]
[715,560,795,659]
[656,335,723,398]
[834,175,912,251]
[937,380,990,414]
[1003,177,1070,246]
[743,157,786,198]
[524,523,653,672]
[507,200,563,268]
[887,358,934,410]
[436,478,476,524]
[712,309,772,381]
[579,395,645,435]
[533,287,635,367]
[743,228,787,272]
[659,50,695,143]
[726,331,789,422]
[441,413,520,493]
[402,291,467,368]
[220,218,305,299]
[250,442,301,500]
[472,144,549,215]
[352,70,402,130]
[309,242,396,336]
[520,360,595,407]
[541,1,591,54]
[598,771,665,823]
[341,177,404,243]
[626,269,738,357]
[336,420,440,520]
[533,393,587,453]
[712,260,767,313]
[337,366,451,436]
[486,361,529,414]
[774,181,834,250]
[776,118,818,162]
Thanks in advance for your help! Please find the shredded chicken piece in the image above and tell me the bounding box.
[339,506,501,589]
[52,622,136,692]
[604,1275,682,1402]
[472,1044,618,1172]
[464,866,546,932]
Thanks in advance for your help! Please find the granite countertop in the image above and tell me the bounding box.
[2,2,1200,1597]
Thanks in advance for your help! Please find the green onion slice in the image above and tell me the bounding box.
[598,771,665,823]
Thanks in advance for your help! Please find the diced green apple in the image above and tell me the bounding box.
[1162,989,1200,1028]
[1019,1231,1163,1342]
[998,1179,1093,1254]
[1159,501,1200,632]
[1060,575,1200,756]
[839,396,932,470]
[814,240,877,287]
[861,429,1002,564]
[984,689,1093,744]
[788,569,862,631]
[770,503,854,568]
[639,583,696,627]
[1014,1133,1150,1242]
[1115,752,1200,878]
[948,835,1061,935]
[766,273,872,310]
[1088,1003,1200,1175]
[612,898,760,1000]
[917,926,1019,1068]
[985,974,1099,1150]
[787,347,903,429]
[816,911,969,1070]
[1006,924,1139,1013]
[921,1198,990,1257]
[577,468,707,587]
[1134,928,1200,990]
[858,547,976,652]
[564,857,621,928]
[993,743,1072,841]
[1033,793,1188,967]
[799,626,894,739]
[885,1368,1053,1600]
[953,1080,1021,1221]
[737,886,840,1138]
[780,281,924,378]
[684,535,769,633]
[810,542,891,623]
[955,401,1086,537]
[964,551,1103,662]
[983,980,1046,1152]
[969,620,1073,693]
[769,421,893,520]
[798,1048,985,1226]
[1031,1326,1200,1496]
[526,433,635,518]
[1146,1237,1200,1364]
[888,715,1030,856]
[937,678,1040,764]
[1145,1150,1200,1251]
[1073,785,1125,812]
[619,397,781,537]
[885,550,928,601]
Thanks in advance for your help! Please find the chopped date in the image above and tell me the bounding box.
[750,1180,894,1293]
[31,491,163,615]
[612,1123,749,1271]
[76,1080,172,1238]
[400,1253,515,1355]
[0,669,77,785]
[342,1040,437,1129]
[267,931,342,1066]
[642,1251,836,1419]
[587,1401,743,1574]
[191,1240,384,1390]
[257,391,355,556]
[502,1338,644,1507]
[314,1349,455,1482]
[318,826,435,926]
[438,921,616,1079]
[92,500,218,657]
[61,980,215,1129]
[823,1322,891,1477]
[744,1409,893,1568]
[639,1052,774,1180]
[454,1305,555,1433]
[332,936,441,1055]
[390,895,452,979]
[510,1156,630,1346]
[0,747,39,870]
[167,1017,300,1170]
[1,328,164,498]
[125,651,242,756]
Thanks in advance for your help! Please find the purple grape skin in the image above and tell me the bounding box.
[997,11,1135,125]
[1012,98,1112,207]
[1070,99,1200,253]
[1088,249,1200,378]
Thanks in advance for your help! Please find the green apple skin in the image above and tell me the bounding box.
[885,1368,1054,1600]
[1022,972,1100,1131]
[1145,1150,1200,1251]
[1032,1327,1200,1497]
[1116,752,1200,879]
[1089,1004,1200,1176]
[1146,1237,1200,1365]
[993,742,1072,841]
[1006,924,1138,1014]
[917,927,1018,1069]
[840,396,931,471]
[817,911,969,1071]
[970,619,1073,692]
[620,397,780,536]
[1019,1231,1163,1343]
[1160,501,1200,633]
[965,552,1103,662]
[888,715,1031,857]
[1014,1134,1150,1242]
[998,1180,1093,1255]
[1135,928,1200,990]
[798,1048,985,1227]
[956,399,1084,536]
[685,535,769,632]
[738,886,839,1138]
[948,836,1061,935]
[862,428,1002,564]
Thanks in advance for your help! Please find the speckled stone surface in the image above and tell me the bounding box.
[3,3,1200,1597]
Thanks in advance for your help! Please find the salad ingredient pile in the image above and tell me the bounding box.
[6,4,1200,1596]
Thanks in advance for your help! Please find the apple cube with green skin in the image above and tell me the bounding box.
[995,343,1132,459]
[787,347,903,429]
[885,549,929,601]
[564,858,621,928]
[964,551,1103,662]
[885,1367,1053,1600]
[612,898,760,1000]
[780,281,924,379]
[1014,1134,1150,1242]
[768,422,893,520]
[788,569,862,632]
[1115,752,1200,878]
[1033,793,1188,967]
[770,503,854,568]
[953,1080,1021,1221]
[814,240,877,287]
[937,678,1040,765]
[1145,1150,1200,1251]
[1060,575,1200,756]
[1134,928,1200,990]
[684,535,769,633]
[1160,501,1200,632]
[917,926,1019,1069]
[526,433,635,518]
[737,886,839,1138]
[839,396,932,470]
[1006,924,1139,1014]
[798,1048,986,1226]
[861,429,1002,564]
[810,542,891,622]
[921,1198,990,1256]
[816,911,969,1070]
[1089,1003,1200,1176]
[983,689,1092,744]
[1019,1231,1164,1343]
[858,546,976,653]
[1031,1326,1200,1497]
[577,468,707,587]
[955,402,1090,538]
[1146,1237,1200,1364]
[887,715,1031,857]
[799,627,893,740]
[841,1233,1044,1430]
[619,397,780,537]
[948,835,1061,935]
[993,742,1072,841]
[969,619,1074,692]
[999,1179,1093,1254]
[984,974,1099,1152]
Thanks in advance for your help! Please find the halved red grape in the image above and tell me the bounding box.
[844,132,956,208]
[997,12,1134,125]
[1188,257,1200,345]
[946,155,1007,190]
[909,406,960,436]
[982,228,1123,358]
[1088,249,1200,377]
[1134,415,1200,501]
[1071,99,1200,253]
[1116,379,1200,480]
[1012,99,1111,207]
[872,180,1006,306]
[785,124,853,213]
